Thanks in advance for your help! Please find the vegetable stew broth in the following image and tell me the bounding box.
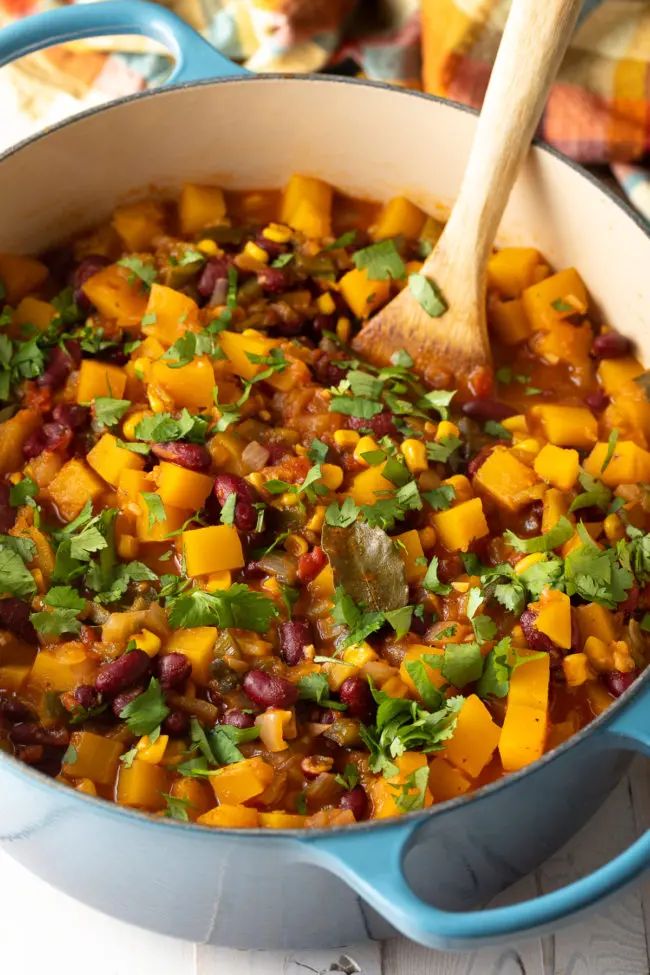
[0,176,647,828]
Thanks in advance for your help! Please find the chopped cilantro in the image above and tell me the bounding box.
[393,765,431,812]
[422,555,451,595]
[141,493,166,529]
[297,673,346,710]
[0,542,37,598]
[9,476,38,507]
[564,523,633,608]
[404,655,444,710]
[408,273,447,317]
[601,428,619,473]
[117,256,157,289]
[426,436,461,464]
[162,794,191,822]
[271,253,294,268]
[569,471,611,513]
[484,420,512,440]
[167,584,278,633]
[134,409,208,444]
[94,397,131,428]
[219,492,237,526]
[326,230,356,250]
[391,349,414,368]
[334,763,360,790]
[442,642,483,688]
[325,497,359,528]
[504,516,573,554]
[30,586,85,637]
[329,394,383,419]
[423,484,455,511]
[119,677,170,736]
[352,239,405,282]
[419,389,456,420]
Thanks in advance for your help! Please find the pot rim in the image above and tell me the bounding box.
[0,71,648,839]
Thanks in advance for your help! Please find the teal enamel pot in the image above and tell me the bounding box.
[0,0,648,952]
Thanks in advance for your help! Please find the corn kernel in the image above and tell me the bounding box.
[418,526,437,549]
[284,533,309,557]
[354,435,380,465]
[136,733,169,765]
[8,472,22,485]
[243,240,269,264]
[562,653,594,687]
[206,570,232,592]
[502,414,528,434]
[197,238,219,256]
[262,576,281,595]
[442,474,473,503]
[343,643,379,667]
[262,223,292,244]
[333,429,360,449]
[424,421,437,436]
[514,552,545,576]
[279,492,300,507]
[320,463,344,490]
[147,385,173,414]
[306,505,325,532]
[117,534,139,560]
[514,437,543,456]
[122,410,152,442]
[336,317,351,343]
[400,438,428,474]
[246,472,266,493]
[435,421,460,442]
[131,628,162,658]
[604,513,625,543]
[317,292,336,315]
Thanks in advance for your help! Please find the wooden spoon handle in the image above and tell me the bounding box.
[425,0,582,274]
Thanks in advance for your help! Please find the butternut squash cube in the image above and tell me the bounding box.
[77,359,127,404]
[87,433,145,487]
[117,469,154,505]
[308,564,334,600]
[499,653,550,772]
[48,458,105,522]
[473,446,542,512]
[0,665,30,692]
[154,462,213,512]
[81,264,148,327]
[197,804,260,828]
[395,529,426,583]
[142,282,199,346]
[112,199,165,251]
[13,296,55,332]
[164,627,217,684]
[369,752,433,819]
[348,465,394,505]
[584,440,650,487]
[259,811,306,829]
[116,758,169,810]
[487,247,541,299]
[575,602,618,645]
[28,644,94,692]
[534,588,572,650]
[280,174,332,239]
[209,756,274,805]
[136,733,169,765]
[530,320,592,367]
[179,183,226,236]
[339,267,391,319]
[182,524,245,577]
[432,497,489,552]
[428,756,471,801]
[533,443,579,491]
[149,357,215,410]
[218,330,280,381]
[372,196,425,241]
[0,253,48,304]
[542,487,569,533]
[529,404,597,449]
[489,298,531,345]
[444,695,500,778]
[597,357,644,396]
[399,645,445,701]
[169,776,214,821]
[0,409,40,475]
[135,496,187,543]
[562,653,594,687]
[522,267,588,331]
[63,730,123,785]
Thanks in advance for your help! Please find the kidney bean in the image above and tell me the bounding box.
[15,744,44,766]
[71,254,110,310]
[243,669,298,709]
[111,685,145,718]
[279,620,311,666]
[461,398,516,421]
[52,403,89,430]
[255,233,285,259]
[0,598,37,644]
[258,267,290,295]
[222,708,255,729]
[603,670,638,698]
[570,610,581,653]
[310,313,336,343]
[73,685,99,711]
[42,421,73,453]
[296,546,327,584]
[162,710,190,737]
[9,722,69,747]
[348,411,397,438]
[96,649,150,697]
[213,473,258,532]
[584,389,610,413]
[157,652,191,690]
[339,676,375,722]
[519,609,557,655]
[37,346,74,390]
[339,785,368,821]
[152,441,211,471]
[591,333,631,360]
[22,429,46,459]
[314,353,346,387]
[197,258,230,299]
[266,442,290,465]
[0,691,34,722]
[0,483,14,534]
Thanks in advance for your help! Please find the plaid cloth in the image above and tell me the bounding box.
[0,0,648,220]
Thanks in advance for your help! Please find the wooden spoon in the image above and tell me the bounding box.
[352,0,583,390]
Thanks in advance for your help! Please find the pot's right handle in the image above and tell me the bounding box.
[0,0,248,84]
[307,683,650,950]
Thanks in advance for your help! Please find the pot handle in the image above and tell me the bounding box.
[0,0,248,84]
[308,685,650,949]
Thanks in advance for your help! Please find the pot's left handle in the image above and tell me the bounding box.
[0,0,248,84]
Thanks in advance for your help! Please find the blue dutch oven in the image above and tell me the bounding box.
[0,0,649,952]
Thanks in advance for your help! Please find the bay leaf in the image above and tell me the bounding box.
[321,521,408,612]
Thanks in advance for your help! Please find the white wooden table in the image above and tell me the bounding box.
[1,757,648,975]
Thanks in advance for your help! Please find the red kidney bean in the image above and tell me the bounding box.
[310,313,336,342]
[37,346,74,390]
[279,620,311,666]
[0,691,34,722]
[603,670,638,698]
[96,649,151,697]
[52,403,89,430]
[255,233,285,259]
[242,669,298,709]
[314,353,346,387]
[522,501,543,535]
[15,744,44,765]
[152,441,211,471]
[266,442,291,465]
[339,785,368,820]
[0,483,14,534]
[73,685,99,711]
[222,708,255,729]
[213,473,258,532]
[461,398,516,421]
[0,598,37,644]
[339,676,375,722]
[296,546,327,584]
[9,722,69,747]
[348,411,397,438]
[71,254,110,310]
[584,389,610,413]
[197,258,230,299]
[22,429,47,459]
[258,267,290,294]
[618,585,639,615]
[42,421,73,453]
[162,710,190,736]
[111,685,145,718]
[591,333,631,360]
[519,609,557,655]
[570,610,581,653]
[157,652,191,689]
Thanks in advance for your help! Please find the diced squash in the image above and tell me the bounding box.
[473,446,542,512]
[0,410,40,475]
[372,196,426,241]
[259,811,306,829]
[499,653,550,772]
[575,602,618,646]
[428,756,471,801]
[308,564,334,600]
[348,465,394,506]
[81,264,148,327]
[281,174,332,238]
[584,440,650,487]
[530,320,592,367]
[48,458,105,522]
[28,643,94,692]
[154,462,213,511]
[197,804,260,828]
[529,405,597,449]
[11,511,55,582]
[489,298,531,345]
[533,443,579,491]
[432,497,489,552]
[400,645,445,700]
[169,777,215,821]
[179,183,226,235]
[488,247,541,299]
[149,357,215,410]
[370,752,433,819]
[218,330,280,381]
[164,627,217,684]
[13,296,56,332]
[339,267,391,319]
[135,496,187,543]
[395,529,426,583]
[522,267,588,331]
[209,756,274,805]
[534,588,572,650]
[112,199,165,251]
[444,695,500,778]
[597,357,644,396]
[87,433,145,487]
[62,731,122,785]
[142,282,199,346]
[542,487,569,533]
[116,759,169,810]
[25,449,63,489]
[77,359,127,404]
[0,665,31,692]
[136,733,169,765]
[0,253,48,304]
[562,653,594,687]
[117,469,154,505]
[182,524,245,577]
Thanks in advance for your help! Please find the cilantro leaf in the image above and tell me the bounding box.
[119,677,170,736]
[352,240,405,282]
[423,485,455,511]
[334,763,360,790]
[601,428,620,473]
[167,584,278,633]
[476,637,512,698]
[308,439,329,464]
[141,492,166,529]
[117,256,157,289]
[404,655,444,710]
[422,555,451,595]
[162,794,191,822]
[134,409,208,444]
[29,585,85,637]
[569,471,611,513]
[393,765,431,812]
[442,642,484,688]
[419,389,456,420]
[504,516,573,554]
[219,493,237,526]
[564,523,633,608]
[408,273,447,317]
[329,395,383,419]
[0,544,36,598]
[325,497,359,528]
[94,397,131,428]
[297,673,346,710]
[426,436,461,464]
[9,476,38,507]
